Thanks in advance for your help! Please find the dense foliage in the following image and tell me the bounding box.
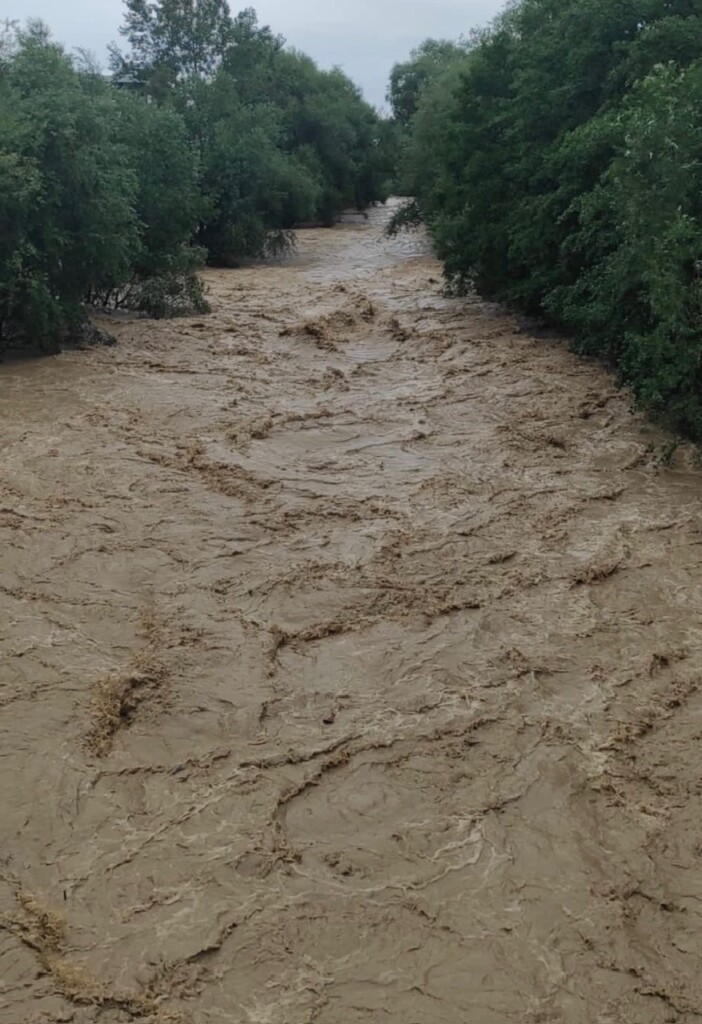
[113,3,391,262]
[0,3,390,353]
[394,2,702,440]
[0,20,206,352]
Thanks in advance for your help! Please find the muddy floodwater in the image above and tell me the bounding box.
[4,201,702,1023]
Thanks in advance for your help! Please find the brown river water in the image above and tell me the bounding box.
[3,201,702,1023]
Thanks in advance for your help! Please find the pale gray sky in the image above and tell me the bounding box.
[4,0,505,108]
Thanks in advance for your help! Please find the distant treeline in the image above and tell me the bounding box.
[0,2,393,352]
[391,2,702,441]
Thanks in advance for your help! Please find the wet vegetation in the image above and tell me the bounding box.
[391,1,702,441]
[0,3,392,353]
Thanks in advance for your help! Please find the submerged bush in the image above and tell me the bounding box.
[124,256,210,318]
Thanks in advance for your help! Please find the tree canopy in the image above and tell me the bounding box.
[387,39,468,128]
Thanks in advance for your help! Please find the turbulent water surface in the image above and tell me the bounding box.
[3,201,702,1023]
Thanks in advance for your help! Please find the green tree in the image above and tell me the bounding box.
[388,39,468,127]
[110,0,234,96]
[0,23,138,350]
[108,89,208,314]
[550,61,702,436]
[186,69,319,263]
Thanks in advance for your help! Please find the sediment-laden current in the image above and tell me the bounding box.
[2,202,702,1023]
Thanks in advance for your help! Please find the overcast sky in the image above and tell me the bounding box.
[4,0,505,108]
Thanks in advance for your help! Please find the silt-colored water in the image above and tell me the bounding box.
[2,202,702,1023]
